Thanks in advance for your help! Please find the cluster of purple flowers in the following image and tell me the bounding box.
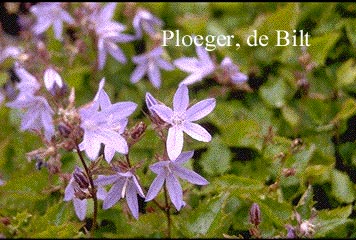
[0,2,247,222]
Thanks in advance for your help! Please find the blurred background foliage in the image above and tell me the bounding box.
[1,2,356,238]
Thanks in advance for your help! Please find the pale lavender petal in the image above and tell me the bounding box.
[97,186,107,200]
[148,64,161,88]
[64,180,75,201]
[196,45,212,64]
[106,41,126,64]
[231,72,248,84]
[100,101,137,120]
[131,64,147,83]
[148,47,163,57]
[156,58,175,71]
[145,173,165,201]
[179,73,204,86]
[186,98,216,121]
[41,111,55,141]
[97,38,107,70]
[32,18,52,35]
[182,122,211,142]
[174,58,200,73]
[150,104,173,123]
[132,175,145,197]
[21,111,40,131]
[94,174,118,186]
[172,165,209,185]
[53,20,63,40]
[60,10,74,24]
[103,180,125,209]
[104,146,116,163]
[109,33,136,43]
[173,151,194,165]
[167,126,184,161]
[132,54,147,64]
[99,90,111,110]
[73,198,87,221]
[166,174,185,211]
[149,161,169,175]
[97,129,128,154]
[173,84,189,113]
[126,183,139,219]
[100,3,117,21]
[93,78,106,102]
[81,133,102,160]
[145,92,158,110]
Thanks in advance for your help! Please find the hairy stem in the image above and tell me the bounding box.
[75,143,98,237]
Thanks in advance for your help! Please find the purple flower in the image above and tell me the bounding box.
[131,47,174,88]
[150,84,216,160]
[64,167,107,221]
[94,170,145,219]
[79,79,137,162]
[133,9,163,39]
[7,94,55,141]
[30,3,74,41]
[89,3,135,70]
[145,151,209,211]
[220,57,248,84]
[13,63,41,98]
[0,46,21,63]
[0,91,4,105]
[174,45,216,86]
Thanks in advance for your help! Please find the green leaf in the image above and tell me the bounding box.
[182,193,230,237]
[336,59,356,88]
[333,98,356,122]
[308,32,340,66]
[281,105,300,127]
[345,19,356,49]
[296,185,316,218]
[259,78,288,108]
[200,136,231,176]
[331,169,355,203]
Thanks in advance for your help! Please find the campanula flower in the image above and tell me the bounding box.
[150,84,216,160]
[133,9,163,39]
[95,169,145,219]
[30,3,74,41]
[220,57,248,84]
[174,45,216,86]
[131,46,174,88]
[145,151,208,211]
[79,79,137,162]
[0,46,21,64]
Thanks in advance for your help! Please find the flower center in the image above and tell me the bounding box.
[171,113,185,126]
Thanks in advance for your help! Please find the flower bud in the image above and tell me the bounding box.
[73,167,89,189]
[58,123,71,138]
[130,121,147,141]
[249,203,261,226]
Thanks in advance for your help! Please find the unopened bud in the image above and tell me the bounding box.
[74,188,90,200]
[58,123,71,138]
[285,224,296,239]
[282,168,296,177]
[249,203,261,226]
[130,121,147,141]
[73,167,89,189]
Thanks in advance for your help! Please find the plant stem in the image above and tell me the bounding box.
[163,184,171,238]
[75,143,98,237]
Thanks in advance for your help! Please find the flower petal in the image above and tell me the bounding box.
[173,84,189,113]
[182,122,211,142]
[150,104,173,123]
[126,182,139,219]
[103,180,125,209]
[97,38,107,70]
[166,174,185,211]
[106,41,126,64]
[53,20,63,40]
[172,165,209,185]
[149,161,169,175]
[145,173,165,202]
[186,98,216,121]
[179,73,204,86]
[173,57,200,73]
[73,198,87,221]
[130,64,147,83]
[94,174,118,186]
[132,175,145,197]
[173,151,194,165]
[148,64,161,88]
[167,126,184,160]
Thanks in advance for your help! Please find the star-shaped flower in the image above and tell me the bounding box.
[7,94,55,141]
[64,167,107,221]
[220,57,248,84]
[89,3,135,70]
[133,9,163,39]
[12,63,41,99]
[145,151,209,211]
[149,84,216,160]
[79,79,137,162]
[174,45,216,86]
[30,3,74,41]
[94,169,145,219]
[131,47,174,88]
